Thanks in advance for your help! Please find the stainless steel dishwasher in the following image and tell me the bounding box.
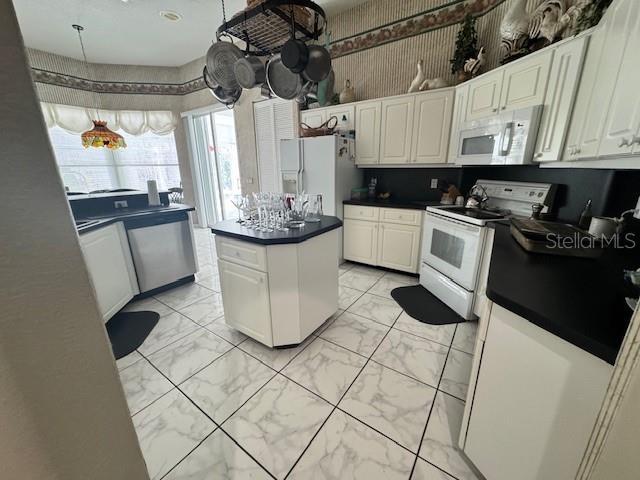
[125,211,197,293]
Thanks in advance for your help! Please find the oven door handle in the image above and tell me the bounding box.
[499,121,514,156]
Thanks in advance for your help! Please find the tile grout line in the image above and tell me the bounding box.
[137,345,280,480]
[408,322,458,480]
[282,308,402,479]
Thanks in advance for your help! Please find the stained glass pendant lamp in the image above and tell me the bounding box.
[72,24,126,149]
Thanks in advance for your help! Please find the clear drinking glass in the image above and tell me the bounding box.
[288,194,309,228]
[305,194,323,222]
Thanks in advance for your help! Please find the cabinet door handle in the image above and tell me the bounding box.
[501,106,507,110]
[619,138,631,148]
[492,108,498,113]
[534,152,543,158]
[632,136,640,146]
[574,148,581,155]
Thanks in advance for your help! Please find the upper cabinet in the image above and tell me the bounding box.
[412,89,454,164]
[300,109,326,129]
[466,69,504,120]
[353,88,455,165]
[563,0,640,162]
[326,105,355,131]
[448,84,468,163]
[355,101,381,165]
[465,50,553,122]
[380,96,415,164]
[499,50,553,112]
[534,36,588,162]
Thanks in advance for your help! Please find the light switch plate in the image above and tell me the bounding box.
[114,200,128,209]
[430,179,439,189]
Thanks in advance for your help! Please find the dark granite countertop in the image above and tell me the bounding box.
[344,199,442,210]
[486,222,634,365]
[76,204,195,234]
[211,215,342,245]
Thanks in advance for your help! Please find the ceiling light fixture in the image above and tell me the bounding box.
[159,10,182,22]
[72,24,126,150]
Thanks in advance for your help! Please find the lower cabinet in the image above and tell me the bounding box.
[80,222,138,323]
[377,222,421,272]
[462,303,612,480]
[343,219,378,265]
[218,259,273,346]
[343,205,423,273]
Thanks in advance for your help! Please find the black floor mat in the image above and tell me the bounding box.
[106,311,159,359]
[391,285,465,325]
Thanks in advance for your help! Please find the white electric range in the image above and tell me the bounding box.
[420,180,557,320]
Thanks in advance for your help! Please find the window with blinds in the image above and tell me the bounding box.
[48,126,181,193]
[253,98,297,193]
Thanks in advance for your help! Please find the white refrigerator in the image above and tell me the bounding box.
[280,135,362,221]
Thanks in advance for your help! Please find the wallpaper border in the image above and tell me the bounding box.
[31,68,207,96]
[329,0,506,59]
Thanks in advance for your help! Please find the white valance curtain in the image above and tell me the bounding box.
[40,102,178,136]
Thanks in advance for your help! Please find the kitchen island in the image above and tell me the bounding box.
[211,216,342,347]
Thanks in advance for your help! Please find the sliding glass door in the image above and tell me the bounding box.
[188,108,241,226]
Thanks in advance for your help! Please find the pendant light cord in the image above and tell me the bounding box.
[73,24,101,121]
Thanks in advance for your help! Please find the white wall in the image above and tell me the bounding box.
[0,2,149,478]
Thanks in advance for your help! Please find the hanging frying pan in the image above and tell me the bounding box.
[205,39,243,90]
[302,45,332,83]
[266,54,304,100]
[203,66,241,107]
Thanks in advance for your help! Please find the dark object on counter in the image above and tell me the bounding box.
[487,222,632,364]
[578,199,593,230]
[368,177,377,199]
[531,203,543,219]
[510,218,602,258]
[391,285,465,325]
[350,188,368,201]
[106,311,159,359]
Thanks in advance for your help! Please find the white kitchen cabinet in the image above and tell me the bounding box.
[355,101,381,165]
[377,223,421,272]
[343,218,378,265]
[410,89,454,164]
[448,84,468,162]
[343,206,423,273]
[218,259,273,347]
[499,49,553,113]
[300,109,327,129]
[465,69,503,121]
[463,303,612,480]
[465,48,552,122]
[598,4,640,157]
[215,230,339,347]
[563,0,637,161]
[380,96,415,164]
[325,104,355,131]
[534,36,588,162]
[80,222,138,322]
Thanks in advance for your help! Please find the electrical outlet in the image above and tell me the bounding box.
[430,179,439,189]
[114,200,128,209]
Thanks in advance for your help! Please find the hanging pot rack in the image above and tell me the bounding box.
[216,0,327,56]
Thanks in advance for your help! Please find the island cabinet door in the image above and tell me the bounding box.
[218,259,273,347]
[343,219,378,266]
[377,223,421,273]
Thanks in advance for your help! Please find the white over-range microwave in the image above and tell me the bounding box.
[454,105,543,165]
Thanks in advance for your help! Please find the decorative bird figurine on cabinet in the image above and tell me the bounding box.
[463,46,486,77]
[408,59,425,93]
[529,0,566,45]
[500,0,530,60]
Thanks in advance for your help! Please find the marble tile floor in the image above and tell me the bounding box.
[116,228,481,480]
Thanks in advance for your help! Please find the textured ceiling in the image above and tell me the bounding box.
[12,0,369,67]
